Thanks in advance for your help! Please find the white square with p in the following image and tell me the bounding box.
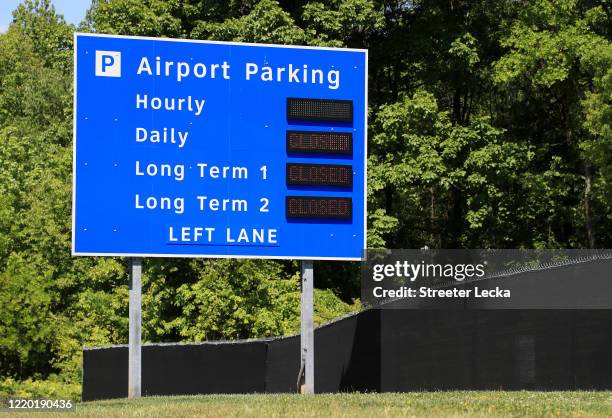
[95,51,121,77]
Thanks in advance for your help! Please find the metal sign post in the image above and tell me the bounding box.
[300,260,314,394]
[128,257,142,398]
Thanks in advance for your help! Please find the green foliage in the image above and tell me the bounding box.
[301,0,383,47]
[492,0,612,246]
[494,0,606,88]
[191,0,307,44]
[11,0,74,72]
[313,288,360,326]
[370,90,533,248]
[157,259,302,340]
[0,254,54,375]
[0,376,80,401]
[89,0,184,37]
[581,42,612,208]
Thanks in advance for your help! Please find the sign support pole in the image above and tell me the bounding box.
[300,260,314,394]
[128,257,142,398]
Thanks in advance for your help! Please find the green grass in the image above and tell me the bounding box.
[7,392,612,418]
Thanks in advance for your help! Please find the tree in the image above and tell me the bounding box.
[494,0,612,247]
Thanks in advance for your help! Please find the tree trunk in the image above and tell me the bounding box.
[584,163,595,248]
[430,186,436,247]
[453,89,462,125]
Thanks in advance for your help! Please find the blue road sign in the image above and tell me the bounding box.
[73,33,367,260]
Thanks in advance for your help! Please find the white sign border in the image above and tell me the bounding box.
[71,32,368,261]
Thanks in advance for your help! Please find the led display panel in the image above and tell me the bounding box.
[286,98,353,122]
[286,196,352,220]
[286,130,352,155]
[286,163,353,187]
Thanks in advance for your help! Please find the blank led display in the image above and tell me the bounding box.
[287,98,353,122]
[286,130,353,155]
[286,196,352,220]
[286,163,353,187]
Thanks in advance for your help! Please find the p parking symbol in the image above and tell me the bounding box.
[95,51,121,77]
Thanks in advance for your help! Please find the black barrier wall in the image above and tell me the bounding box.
[379,310,612,391]
[83,310,381,400]
[83,309,612,400]
[83,261,612,400]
